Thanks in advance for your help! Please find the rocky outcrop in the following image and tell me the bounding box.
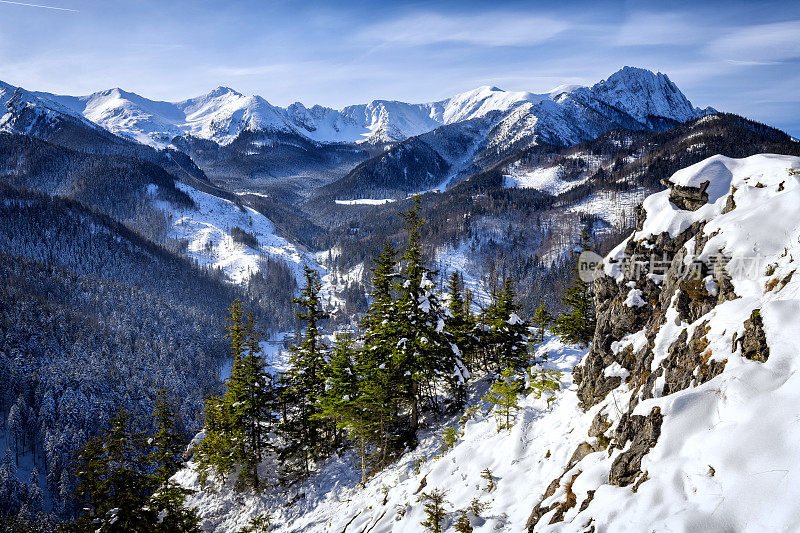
[661,178,709,211]
[609,407,662,486]
[528,179,740,530]
[735,309,770,362]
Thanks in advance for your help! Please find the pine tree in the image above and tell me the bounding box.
[358,241,402,464]
[317,331,386,484]
[226,312,272,490]
[195,395,236,485]
[196,301,273,490]
[25,468,42,516]
[150,390,185,486]
[553,229,597,346]
[74,410,153,532]
[482,367,521,431]
[395,197,455,433]
[146,481,201,533]
[280,265,330,476]
[531,302,553,343]
[419,488,449,533]
[0,447,22,517]
[444,271,476,379]
[478,279,530,372]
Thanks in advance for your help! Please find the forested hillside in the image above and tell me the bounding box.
[1,63,799,532]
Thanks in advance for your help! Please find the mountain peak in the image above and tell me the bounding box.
[207,86,242,98]
[591,66,697,124]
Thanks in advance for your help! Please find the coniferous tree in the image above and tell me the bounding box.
[74,410,152,532]
[553,229,597,346]
[419,488,449,533]
[444,271,476,371]
[226,312,272,490]
[394,196,458,433]
[482,368,521,432]
[196,300,273,490]
[317,331,386,484]
[478,279,530,372]
[150,390,185,486]
[358,241,402,462]
[280,266,330,476]
[146,482,201,533]
[531,302,553,343]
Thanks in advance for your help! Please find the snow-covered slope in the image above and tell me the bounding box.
[0,82,110,139]
[175,335,586,532]
[5,67,704,150]
[157,182,313,284]
[485,67,703,153]
[174,154,800,532]
[531,153,800,531]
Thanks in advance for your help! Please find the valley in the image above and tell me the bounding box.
[1,62,799,533]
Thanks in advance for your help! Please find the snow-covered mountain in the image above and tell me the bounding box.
[1,67,708,151]
[174,153,800,532]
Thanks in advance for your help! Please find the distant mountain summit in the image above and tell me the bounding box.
[0,67,708,150]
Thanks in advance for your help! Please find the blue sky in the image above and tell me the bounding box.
[0,0,798,134]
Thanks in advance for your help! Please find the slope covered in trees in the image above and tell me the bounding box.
[0,183,294,524]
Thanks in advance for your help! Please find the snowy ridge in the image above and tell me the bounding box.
[0,82,109,137]
[544,153,800,531]
[1,67,704,149]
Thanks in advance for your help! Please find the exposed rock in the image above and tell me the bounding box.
[526,472,582,530]
[657,322,726,396]
[662,178,709,211]
[588,412,611,438]
[609,407,662,487]
[739,309,769,362]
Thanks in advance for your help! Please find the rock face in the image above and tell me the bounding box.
[737,309,770,363]
[527,154,800,531]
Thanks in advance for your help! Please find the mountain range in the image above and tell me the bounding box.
[0,67,717,202]
[1,67,710,150]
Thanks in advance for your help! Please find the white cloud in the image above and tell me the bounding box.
[355,12,569,47]
[707,20,800,63]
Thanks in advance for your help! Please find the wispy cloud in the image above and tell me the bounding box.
[355,12,569,47]
[613,12,705,46]
[0,0,77,12]
[707,20,800,63]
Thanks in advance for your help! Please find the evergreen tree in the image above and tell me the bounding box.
[146,481,201,533]
[25,468,43,517]
[150,390,185,486]
[74,410,152,532]
[395,197,455,433]
[531,302,553,343]
[358,241,402,463]
[195,395,236,485]
[478,279,530,372]
[553,229,597,346]
[196,300,273,490]
[444,271,476,371]
[317,331,386,484]
[280,266,330,476]
[0,448,22,518]
[419,488,449,533]
[482,367,521,431]
[226,312,272,490]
